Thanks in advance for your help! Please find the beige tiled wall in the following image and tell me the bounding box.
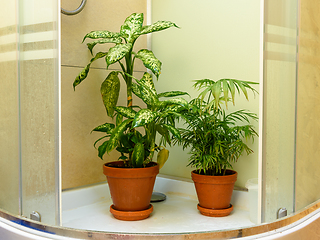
[61,0,147,189]
[295,0,320,211]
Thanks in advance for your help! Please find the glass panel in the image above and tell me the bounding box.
[263,0,298,223]
[19,0,60,225]
[0,1,20,215]
[295,0,320,211]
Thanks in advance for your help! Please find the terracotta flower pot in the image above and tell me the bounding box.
[103,161,159,220]
[191,169,237,217]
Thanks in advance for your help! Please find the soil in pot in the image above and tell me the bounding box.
[103,161,159,221]
[191,169,237,217]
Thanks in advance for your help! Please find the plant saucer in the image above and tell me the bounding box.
[110,204,153,221]
[197,204,233,217]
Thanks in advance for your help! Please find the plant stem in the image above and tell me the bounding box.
[125,52,133,107]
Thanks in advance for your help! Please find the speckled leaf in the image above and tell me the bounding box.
[87,38,122,55]
[162,123,181,141]
[132,82,157,106]
[116,113,123,126]
[132,142,145,168]
[157,148,169,169]
[158,97,189,108]
[140,21,179,35]
[162,104,184,113]
[158,91,189,98]
[92,122,115,133]
[136,49,162,79]
[73,52,108,89]
[120,13,143,43]
[101,71,120,116]
[132,83,142,100]
[82,30,121,42]
[107,119,133,153]
[105,43,132,67]
[138,72,156,96]
[114,106,137,119]
[132,109,159,128]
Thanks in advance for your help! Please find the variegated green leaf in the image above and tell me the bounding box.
[120,13,143,43]
[92,122,115,133]
[132,83,157,106]
[107,119,133,153]
[101,71,120,116]
[87,38,122,55]
[158,97,189,108]
[132,109,159,128]
[136,49,162,79]
[73,52,108,89]
[82,30,121,42]
[114,106,137,119]
[105,43,132,67]
[132,83,142,99]
[162,123,181,141]
[116,113,123,126]
[138,72,156,96]
[132,142,145,167]
[158,91,189,98]
[140,21,179,35]
[162,104,184,113]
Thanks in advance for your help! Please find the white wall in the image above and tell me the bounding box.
[151,0,261,188]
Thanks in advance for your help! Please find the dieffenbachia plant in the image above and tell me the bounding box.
[93,72,189,168]
[73,13,186,168]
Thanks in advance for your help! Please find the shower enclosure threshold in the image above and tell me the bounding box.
[62,175,255,233]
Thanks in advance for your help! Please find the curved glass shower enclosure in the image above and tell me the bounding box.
[0,0,60,226]
[1,0,320,238]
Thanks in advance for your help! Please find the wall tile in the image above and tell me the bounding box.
[61,0,147,189]
[61,0,147,71]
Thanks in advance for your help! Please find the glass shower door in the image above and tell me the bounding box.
[18,0,61,226]
[262,0,299,223]
[0,0,20,216]
[0,0,61,226]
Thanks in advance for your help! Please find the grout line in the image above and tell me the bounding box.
[61,64,146,73]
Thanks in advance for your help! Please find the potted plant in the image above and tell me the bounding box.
[178,79,258,217]
[73,13,187,221]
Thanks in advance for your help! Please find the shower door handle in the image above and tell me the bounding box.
[61,0,87,15]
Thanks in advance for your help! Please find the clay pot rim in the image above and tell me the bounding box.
[191,169,237,184]
[103,161,159,179]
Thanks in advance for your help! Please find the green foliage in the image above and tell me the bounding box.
[94,72,188,167]
[178,79,258,176]
[73,13,180,168]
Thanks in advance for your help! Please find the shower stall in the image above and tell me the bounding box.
[1,0,320,239]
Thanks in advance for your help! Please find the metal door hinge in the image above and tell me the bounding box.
[30,211,41,222]
[277,208,287,219]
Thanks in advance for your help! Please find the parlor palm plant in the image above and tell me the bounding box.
[178,78,258,217]
[180,78,259,176]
